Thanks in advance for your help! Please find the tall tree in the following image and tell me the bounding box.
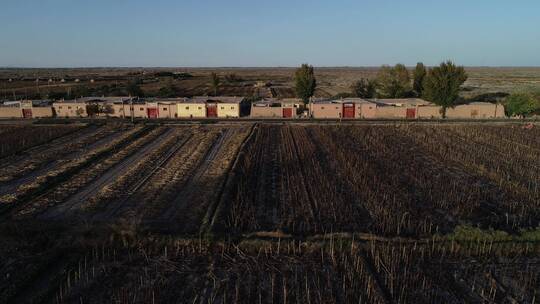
[376,64,411,98]
[413,62,427,97]
[351,78,377,98]
[210,72,220,96]
[294,64,317,103]
[423,61,468,118]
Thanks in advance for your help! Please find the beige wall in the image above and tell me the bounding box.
[251,106,282,118]
[375,106,406,118]
[417,106,442,119]
[53,103,87,117]
[177,103,206,118]
[132,104,148,118]
[109,104,129,118]
[359,103,377,118]
[158,103,178,118]
[311,103,342,118]
[446,104,505,119]
[0,107,22,118]
[31,107,53,118]
[217,103,240,118]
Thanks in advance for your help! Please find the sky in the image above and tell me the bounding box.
[0,0,539,67]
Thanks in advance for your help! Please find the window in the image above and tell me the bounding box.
[140,108,144,111]
[185,106,189,110]
[221,107,224,110]
[198,107,202,110]
[231,106,235,110]
[68,106,72,109]
[163,108,167,111]
[321,107,325,109]
[59,106,63,109]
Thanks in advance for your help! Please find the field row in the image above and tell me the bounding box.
[1,123,539,238]
[213,123,540,237]
[1,234,539,304]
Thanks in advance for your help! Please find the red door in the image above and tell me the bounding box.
[406,108,416,119]
[22,108,33,118]
[206,104,217,117]
[342,103,355,118]
[147,108,158,119]
[282,108,293,118]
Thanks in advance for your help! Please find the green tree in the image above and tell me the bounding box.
[376,64,411,98]
[423,61,468,118]
[504,93,540,117]
[85,104,100,117]
[210,72,220,96]
[126,78,144,97]
[413,62,427,97]
[294,64,317,103]
[351,78,377,98]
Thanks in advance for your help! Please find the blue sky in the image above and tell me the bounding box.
[1,0,539,67]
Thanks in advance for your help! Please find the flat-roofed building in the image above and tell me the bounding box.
[177,98,207,118]
[310,98,376,119]
[192,96,247,118]
[250,98,303,118]
[53,99,88,117]
[446,102,506,119]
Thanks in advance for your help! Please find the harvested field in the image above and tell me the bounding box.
[0,124,84,159]
[0,121,539,303]
[214,123,540,237]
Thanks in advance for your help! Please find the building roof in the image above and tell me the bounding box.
[312,98,373,104]
[252,99,282,107]
[465,102,499,106]
[54,97,133,104]
[192,96,245,104]
[370,98,433,106]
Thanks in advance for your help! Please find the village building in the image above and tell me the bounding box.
[52,99,88,117]
[310,98,376,119]
[0,100,54,119]
[192,96,247,118]
[250,98,303,118]
[446,102,505,119]
[176,98,206,118]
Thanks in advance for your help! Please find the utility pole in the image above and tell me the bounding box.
[130,97,134,123]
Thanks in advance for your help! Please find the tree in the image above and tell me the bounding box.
[351,78,377,98]
[210,72,220,96]
[423,61,468,118]
[294,64,317,103]
[376,64,411,98]
[413,62,427,97]
[126,78,144,97]
[504,93,540,117]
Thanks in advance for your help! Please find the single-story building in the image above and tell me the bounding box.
[310,100,343,119]
[177,98,206,118]
[446,102,505,119]
[53,99,88,117]
[251,99,283,118]
[370,98,433,119]
[310,98,376,119]
[250,98,303,118]
[0,100,54,119]
[132,102,148,118]
[0,102,23,118]
[192,96,247,118]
